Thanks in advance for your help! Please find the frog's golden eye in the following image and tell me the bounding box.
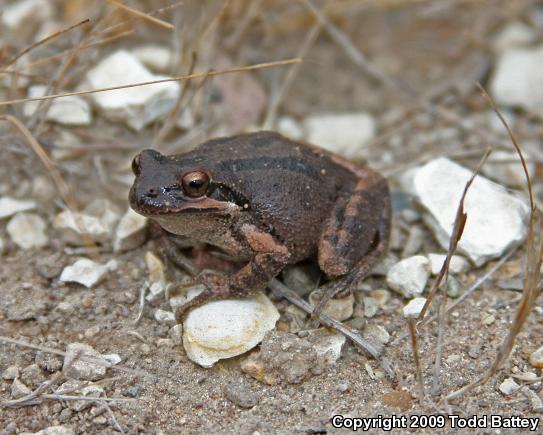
[131,155,141,175]
[181,171,210,198]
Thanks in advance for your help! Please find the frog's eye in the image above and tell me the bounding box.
[181,171,210,198]
[131,155,141,175]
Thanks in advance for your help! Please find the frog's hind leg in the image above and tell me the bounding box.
[314,173,390,321]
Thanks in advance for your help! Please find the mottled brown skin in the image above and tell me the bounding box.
[129,131,390,319]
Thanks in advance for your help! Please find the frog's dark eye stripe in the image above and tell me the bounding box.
[181,171,210,198]
[208,182,250,209]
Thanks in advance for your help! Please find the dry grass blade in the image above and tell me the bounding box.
[407,318,424,400]
[0,335,154,380]
[0,58,302,107]
[106,0,174,30]
[4,18,91,68]
[417,146,492,321]
[0,115,98,248]
[444,86,541,403]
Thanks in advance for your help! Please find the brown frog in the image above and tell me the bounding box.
[129,131,390,319]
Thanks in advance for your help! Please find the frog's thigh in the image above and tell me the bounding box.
[318,177,388,278]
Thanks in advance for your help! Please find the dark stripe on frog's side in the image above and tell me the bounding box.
[208,182,251,208]
[216,156,321,180]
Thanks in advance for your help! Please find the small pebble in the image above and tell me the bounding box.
[0,196,36,219]
[481,313,496,325]
[308,291,354,321]
[499,377,520,395]
[63,342,107,381]
[364,324,390,345]
[154,309,176,325]
[11,378,31,399]
[363,297,379,318]
[386,255,430,298]
[59,258,114,288]
[7,212,48,249]
[2,366,19,380]
[303,112,376,161]
[168,324,183,346]
[132,45,173,72]
[53,210,109,246]
[529,346,543,369]
[427,253,470,275]
[113,208,148,252]
[402,297,427,318]
[224,381,258,409]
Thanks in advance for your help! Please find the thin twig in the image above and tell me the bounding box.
[407,319,424,400]
[0,58,302,107]
[4,18,91,67]
[0,336,154,380]
[106,0,174,30]
[269,279,396,378]
[417,146,492,321]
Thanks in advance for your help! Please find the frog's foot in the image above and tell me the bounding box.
[174,274,230,321]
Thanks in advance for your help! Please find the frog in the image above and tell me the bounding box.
[129,131,390,320]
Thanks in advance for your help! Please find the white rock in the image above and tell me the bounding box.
[133,45,173,72]
[404,158,529,266]
[85,50,180,131]
[308,291,354,321]
[403,297,427,318]
[427,253,470,275]
[7,212,48,249]
[101,353,121,366]
[490,45,543,115]
[63,342,107,381]
[303,112,376,160]
[59,258,112,288]
[364,324,390,345]
[529,346,543,369]
[53,210,109,246]
[11,378,31,399]
[0,196,36,219]
[154,309,176,325]
[305,329,346,365]
[493,21,535,52]
[1,0,52,30]
[386,255,430,298]
[481,150,536,188]
[23,85,92,126]
[83,198,122,236]
[499,377,520,395]
[2,366,19,380]
[183,293,279,367]
[145,251,168,302]
[276,117,304,140]
[22,426,75,435]
[168,324,183,346]
[113,208,148,252]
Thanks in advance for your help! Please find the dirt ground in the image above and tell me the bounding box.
[0,0,542,433]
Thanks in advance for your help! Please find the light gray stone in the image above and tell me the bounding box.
[113,208,148,252]
[59,258,113,288]
[0,196,36,219]
[403,297,427,318]
[303,112,376,160]
[7,212,48,249]
[427,253,470,275]
[386,255,430,297]
[183,293,279,367]
[490,45,543,115]
[85,50,180,131]
[63,342,107,381]
[403,158,529,266]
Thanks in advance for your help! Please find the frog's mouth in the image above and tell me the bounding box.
[129,185,236,217]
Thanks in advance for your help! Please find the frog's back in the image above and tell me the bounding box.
[187,131,358,259]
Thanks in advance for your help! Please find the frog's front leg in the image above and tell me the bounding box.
[174,224,290,319]
[314,171,391,320]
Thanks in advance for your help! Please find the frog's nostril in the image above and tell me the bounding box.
[145,188,158,198]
